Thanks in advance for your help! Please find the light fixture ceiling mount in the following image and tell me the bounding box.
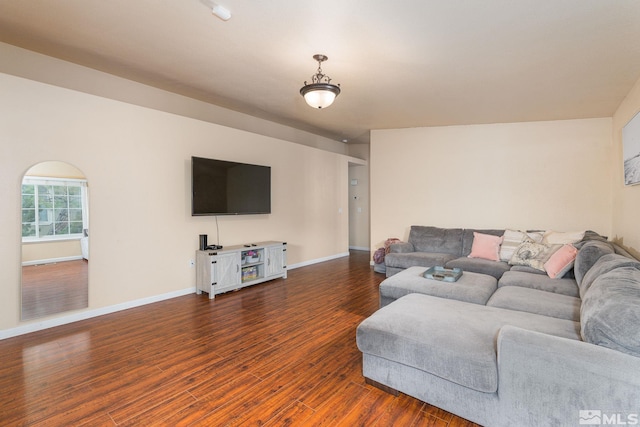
[199,0,231,21]
[300,54,341,109]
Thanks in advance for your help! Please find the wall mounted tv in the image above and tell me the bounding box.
[191,156,271,216]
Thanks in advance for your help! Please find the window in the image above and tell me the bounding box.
[21,177,88,241]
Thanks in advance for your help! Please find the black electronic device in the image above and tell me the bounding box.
[191,156,271,216]
[199,234,208,250]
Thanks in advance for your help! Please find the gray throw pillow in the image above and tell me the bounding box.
[581,267,640,357]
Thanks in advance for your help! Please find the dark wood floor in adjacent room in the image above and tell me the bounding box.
[0,251,480,426]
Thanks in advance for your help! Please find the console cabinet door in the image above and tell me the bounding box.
[266,246,285,277]
[215,252,241,290]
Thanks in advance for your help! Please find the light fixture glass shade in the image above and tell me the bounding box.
[300,83,341,109]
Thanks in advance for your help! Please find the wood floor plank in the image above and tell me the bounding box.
[448,416,483,427]
[370,392,426,427]
[1,251,482,426]
[262,400,315,427]
[411,412,451,427]
[335,383,398,426]
[294,380,372,426]
[157,372,264,426]
[112,392,197,427]
[423,402,455,423]
[219,355,338,424]
[297,350,364,410]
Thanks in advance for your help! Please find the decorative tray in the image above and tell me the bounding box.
[423,266,463,282]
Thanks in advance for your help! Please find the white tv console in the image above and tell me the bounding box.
[196,241,287,299]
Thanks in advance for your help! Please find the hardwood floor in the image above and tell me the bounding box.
[21,260,89,320]
[1,251,480,426]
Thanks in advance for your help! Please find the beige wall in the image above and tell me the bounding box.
[0,71,351,331]
[370,119,613,250]
[612,74,640,258]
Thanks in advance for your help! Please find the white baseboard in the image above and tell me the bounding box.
[349,246,370,252]
[288,251,349,270]
[22,255,83,266]
[0,287,195,340]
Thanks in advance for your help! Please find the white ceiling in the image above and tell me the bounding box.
[1,0,640,144]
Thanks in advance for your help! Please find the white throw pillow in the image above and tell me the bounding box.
[542,230,585,245]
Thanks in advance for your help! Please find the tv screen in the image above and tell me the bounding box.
[191,156,271,216]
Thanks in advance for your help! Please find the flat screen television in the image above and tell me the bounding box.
[191,156,271,216]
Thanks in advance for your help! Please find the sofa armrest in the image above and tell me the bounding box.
[388,242,415,253]
[496,325,640,427]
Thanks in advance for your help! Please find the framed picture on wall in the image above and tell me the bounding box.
[623,110,640,186]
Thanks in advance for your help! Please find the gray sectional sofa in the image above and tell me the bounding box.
[357,226,640,426]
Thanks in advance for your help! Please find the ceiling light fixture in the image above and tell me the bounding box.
[300,54,341,109]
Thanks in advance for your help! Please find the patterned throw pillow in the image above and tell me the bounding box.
[499,230,544,262]
[509,241,560,271]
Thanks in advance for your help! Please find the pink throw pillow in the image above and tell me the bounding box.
[544,244,578,278]
[468,232,503,262]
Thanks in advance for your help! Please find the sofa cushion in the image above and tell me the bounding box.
[574,240,615,286]
[581,267,640,357]
[510,265,547,275]
[408,226,464,256]
[579,253,640,299]
[498,270,579,297]
[378,266,498,307]
[356,294,580,393]
[384,252,458,270]
[487,286,580,321]
[445,257,511,280]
